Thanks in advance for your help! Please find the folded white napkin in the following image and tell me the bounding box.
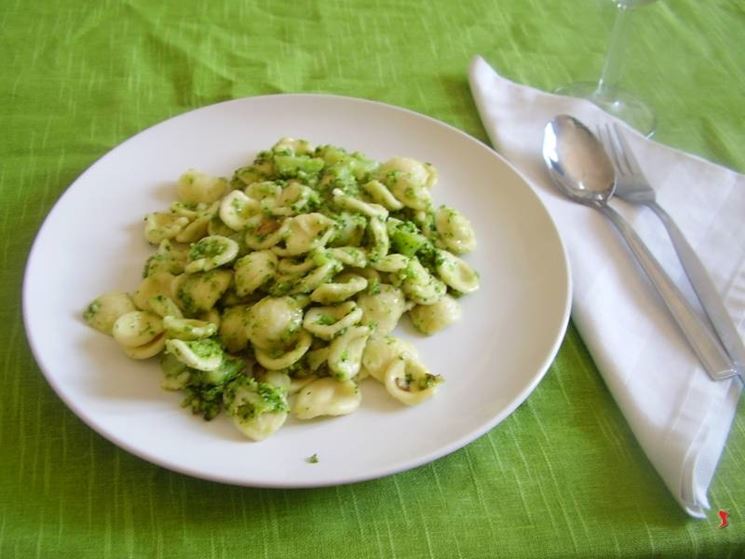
[469,55,744,518]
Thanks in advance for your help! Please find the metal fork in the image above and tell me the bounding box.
[597,123,745,379]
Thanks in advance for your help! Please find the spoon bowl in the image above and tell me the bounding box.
[542,115,616,205]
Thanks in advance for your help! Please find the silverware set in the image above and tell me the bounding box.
[543,115,744,382]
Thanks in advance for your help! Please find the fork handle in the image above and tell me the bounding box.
[596,203,738,381]
[649,201,745,372]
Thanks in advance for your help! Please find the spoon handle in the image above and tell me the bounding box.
[648,201,745,374]
[597,203,738,381]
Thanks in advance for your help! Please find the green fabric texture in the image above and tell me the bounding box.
[2,0,744,557]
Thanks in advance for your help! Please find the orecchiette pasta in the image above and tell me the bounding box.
[244,217,287,250]
[256,371,292,392]
[435,249,480,293]
[174,269,232,314]
[245,296,304,350]
[254,330,312,370]
[332,188,389,219]
[434,205,476,254]
[198,308,221,328]
[325,246,367,268]
[174,203,219,244]
[378,157,436,211]
[165,338,223,372]
[291,258,343,295]
[143,240,188,277]
[327,325,371,380]
[245,180,282,201]
[400,259,446,305]
[112,311,164,348]
[310,272,367,304]
[302,301,363,340]
[163,316,217,340]
[356,284,408,336]
[292,377,361,420]
[379,157,438,189]
[83,291,137,335]
[218,305,251,353]
[277,252,319,275]
[409,295,461,335]
[144,212,190,244]
[177,170,228,204]
[112,311,166,360]
[147,295,183,319]
[223,375,289,441]
[159,352,191,391]
[329,213,366,246]
[219,190,261,231]
[132,272,177,311]
[121,335,167,360]
[370,253,409,273]
[185,235,239,273]
[384,357,443,406]
[83,137,479,441]
[361,179,404,211]
[272,213,335,257]
[361,335,418,382]
[234,250,278,296]
[366,215,389,263]
[272,182,317,216]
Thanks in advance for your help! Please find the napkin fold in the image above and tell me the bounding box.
[468,55,744,518]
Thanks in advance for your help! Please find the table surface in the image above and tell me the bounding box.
[2,0,744,557]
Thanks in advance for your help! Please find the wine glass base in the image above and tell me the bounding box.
[554,82,656,138]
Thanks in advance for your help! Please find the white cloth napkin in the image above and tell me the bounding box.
[469,55,744,518]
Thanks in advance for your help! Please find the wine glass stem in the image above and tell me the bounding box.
[597,5,631,97]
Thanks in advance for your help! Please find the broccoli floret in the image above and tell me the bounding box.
[196,353,244,386]
[348,152,379,181]
[181,383,226,420]
[314,144,349,165]
[388,219,428,257]
[318,164,359,198]
[177,354,246,420]
[412,241,442,273]
[273,154,325,180]
[232,165,267,187]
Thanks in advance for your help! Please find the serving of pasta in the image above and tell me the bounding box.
[82,138,479,441]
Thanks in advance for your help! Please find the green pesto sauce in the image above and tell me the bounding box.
[315,314,336,326]
[189,238,225,260]
[418,373,443,390]
[177,287,197,315]
[188,339,223,360]
[83,300,101,321]
[225,377,289,422]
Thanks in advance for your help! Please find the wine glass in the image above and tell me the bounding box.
[555,0,658,137]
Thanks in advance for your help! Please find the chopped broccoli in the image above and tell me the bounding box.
[181,382,226,420]
[273,154,325,180]
[388,219,428,257]
[196,353,244,386]
[174,354,246,420]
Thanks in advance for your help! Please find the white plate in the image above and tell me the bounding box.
[23,94,571,487]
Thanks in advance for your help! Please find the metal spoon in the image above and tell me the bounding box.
[542,114,737,381]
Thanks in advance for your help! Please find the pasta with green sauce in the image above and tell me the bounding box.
[82,138,479,441]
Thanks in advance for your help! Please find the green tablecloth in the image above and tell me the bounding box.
[2,0,744,556]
